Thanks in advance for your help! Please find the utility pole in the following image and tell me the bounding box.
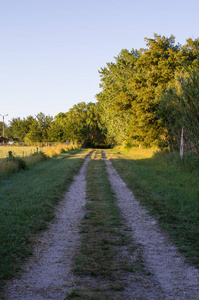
[0,114,8,144]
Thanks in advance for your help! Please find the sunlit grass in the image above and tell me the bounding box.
[0,143,80,159]
[0,146,37,158]
[44,144,79,157]
[112,145,159,159]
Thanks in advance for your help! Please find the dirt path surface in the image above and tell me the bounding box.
[3,151,199,299]
[104,154,199,299]
[4,155,91,300]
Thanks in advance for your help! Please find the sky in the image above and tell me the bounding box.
[0,0,199,124]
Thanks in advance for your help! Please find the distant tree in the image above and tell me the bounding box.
[25,113,53,142]
[9,116,36,142]
[49,102,107,147]
[47,112,67,142]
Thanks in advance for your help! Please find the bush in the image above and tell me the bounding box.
[6,151,28,170]
[24,151,48,166]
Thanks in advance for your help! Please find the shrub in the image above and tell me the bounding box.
[24,151,48,166]
[6,151,28,170]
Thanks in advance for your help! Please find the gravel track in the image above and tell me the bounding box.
[3,151,199,299]
[3,154,91,300]
[104,153,199,299]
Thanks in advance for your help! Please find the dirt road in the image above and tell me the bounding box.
[3,152,199,299]
[104,153,199,299]
[4,155,91,299]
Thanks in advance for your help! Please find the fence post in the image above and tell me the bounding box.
[180,127,184,159]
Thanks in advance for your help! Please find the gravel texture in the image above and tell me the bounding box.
[4,155,91,300]
[104,153,199,300]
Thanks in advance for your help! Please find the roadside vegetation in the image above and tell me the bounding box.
[0,149,90,286]
[0,144,80,180]
[0,143,79,159]
[106,146,199,267]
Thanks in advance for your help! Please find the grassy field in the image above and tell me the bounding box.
[0,144,80,180]
[0,149,90,287]
[0,146,39,158]
[105,147,199,267]
[0,144,78,159]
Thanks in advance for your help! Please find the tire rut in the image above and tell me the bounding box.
[3,154,91,300]
[103,152,199,299]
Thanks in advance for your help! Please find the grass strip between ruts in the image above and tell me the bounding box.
[69,150,140,299]
[0,149,90,288]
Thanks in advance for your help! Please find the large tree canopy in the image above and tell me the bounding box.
[96,34,199,148]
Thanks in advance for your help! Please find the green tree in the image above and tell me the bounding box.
[96,49,139,145]
[61,102,106,147]
[127,34,180,146]
[158,66,199,151]
[47,112,68,142]
[25,113,53,142]
[9,116,36,142]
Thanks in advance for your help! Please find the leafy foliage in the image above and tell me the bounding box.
[96,34,199,148]
[3,34,199,151]
[158,66,199,151]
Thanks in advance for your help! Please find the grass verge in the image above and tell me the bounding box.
[105,147,199,267]
[0,149,90,288]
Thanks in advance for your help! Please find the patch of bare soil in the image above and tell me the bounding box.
[104,154,199,299]
[3,155,91,300]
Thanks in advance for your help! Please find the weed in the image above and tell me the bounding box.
[66,289,80,298]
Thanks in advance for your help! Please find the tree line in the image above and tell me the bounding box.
[2,103,106,147]
[2,34,199,150]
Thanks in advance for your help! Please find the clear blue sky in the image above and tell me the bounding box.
[0,0,198,124]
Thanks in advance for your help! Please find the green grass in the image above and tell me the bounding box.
[0,149,90,286]
[0,151,48,180]
[68,150,144,299]
[75,151,126,279]
[106,147,199,267]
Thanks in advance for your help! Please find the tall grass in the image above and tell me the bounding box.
[44,144,79,157]
[0,143,80,159]
[113,144,159,159]
[0,152,48,180]
[0,144,80,180]
[0,146,37,158]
